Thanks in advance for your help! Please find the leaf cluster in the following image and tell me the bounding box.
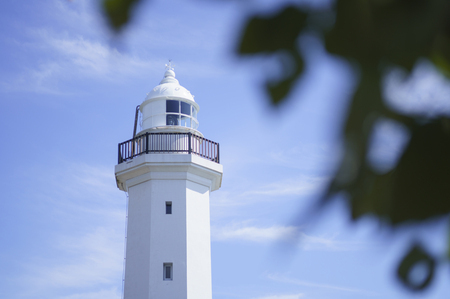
[236,0,450,291]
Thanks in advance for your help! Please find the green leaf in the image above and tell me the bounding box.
[238,6,307,54]
[326,0,450,70]
[325,70,389,220]
[431,34,450,78]
[397,243,436,291]
[102,0,141,32]
[323,71,450,226]
[237,6,307,105]
[328,116,450,225]
[265,50,304,105]
[389,118,450,223]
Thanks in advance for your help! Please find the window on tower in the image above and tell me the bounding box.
[181,101,191,115]
[163,263,173,281]
[166,114,180,126]
[166,201,172,214]
[166,100,179,113]
[165,100,198,129]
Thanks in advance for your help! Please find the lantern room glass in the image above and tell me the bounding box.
[166,114,180,126]
[181,102,191,115]
[165,100,198,129]
[166,100,179,113]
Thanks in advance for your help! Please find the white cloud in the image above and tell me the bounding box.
[211,175,327,210]
[4,25,226,95]
[0,1,159,95]
[1,33,148,94]
[27,227,123,289]
[35,162,125,222]
[210,174,327,223]
[30,30,155,83]
[298,232,369,251]
[241,176,326,198]
[51,0,104,34]
[0,0,234,95]
[59,288,121,299]
[212,224,301,243]
[16,162,126,298]
[212,223,369,252]
[266,273,379,296]
[253,293,304,299]
[268,144,339,172]
[43,34,154,79]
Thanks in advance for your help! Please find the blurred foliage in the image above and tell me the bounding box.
[397,243,436,291]
[239,0,450,292]
[103,0,140,31]
[102,0,450,292]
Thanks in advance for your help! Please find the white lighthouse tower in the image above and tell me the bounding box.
[115,65,223,299]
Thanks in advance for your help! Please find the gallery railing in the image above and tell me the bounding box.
[118,132,220,164]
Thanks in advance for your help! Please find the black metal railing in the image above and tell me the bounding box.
[118,132,220,164]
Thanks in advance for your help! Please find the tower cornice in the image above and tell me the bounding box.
[115,153,223,192]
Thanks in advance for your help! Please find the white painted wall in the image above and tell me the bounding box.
[186,180,212,299]
[123,181,152,298]
[141,99,166,129]
[148,179,188,299]
[116,154,222,299]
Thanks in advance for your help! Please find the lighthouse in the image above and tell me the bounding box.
[115,65,223,299]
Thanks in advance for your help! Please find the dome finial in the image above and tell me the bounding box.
[160,60,178,84]
[165,59,174,71]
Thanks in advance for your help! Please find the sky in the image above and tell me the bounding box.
[1,1,450,299]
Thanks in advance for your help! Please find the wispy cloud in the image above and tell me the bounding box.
[16,161,125,299]
[266,273,379,296]
[59,288,121,299]
[35,162,125,221]
[252,293,304,299]
[1,37,144,95]
[42,33,154,79]
[211,175,327,210]
[0,0,233,96]
[212,224,301,243]
[210,174,327,223]
[0,0,160,95]
[212,223,365,251]
[26,227,123,290]
[268,144,339,173]
[15,30,156,93]
[241,176,326,198]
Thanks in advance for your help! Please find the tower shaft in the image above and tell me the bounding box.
[115,154,222,299]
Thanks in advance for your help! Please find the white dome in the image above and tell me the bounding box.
[145,69,195,102]
[138,67,201,136]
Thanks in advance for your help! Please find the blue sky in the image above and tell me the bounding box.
[1,1,450,299]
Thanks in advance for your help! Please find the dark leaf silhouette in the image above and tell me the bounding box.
[103,0,142,31]
[238,6,307,104]
[397,244,436,291]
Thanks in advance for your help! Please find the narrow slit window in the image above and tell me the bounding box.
[163,263,173,280]
[166,202,172,214]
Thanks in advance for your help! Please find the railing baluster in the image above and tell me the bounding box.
[145,132,149,154]
[188,132,191,154]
